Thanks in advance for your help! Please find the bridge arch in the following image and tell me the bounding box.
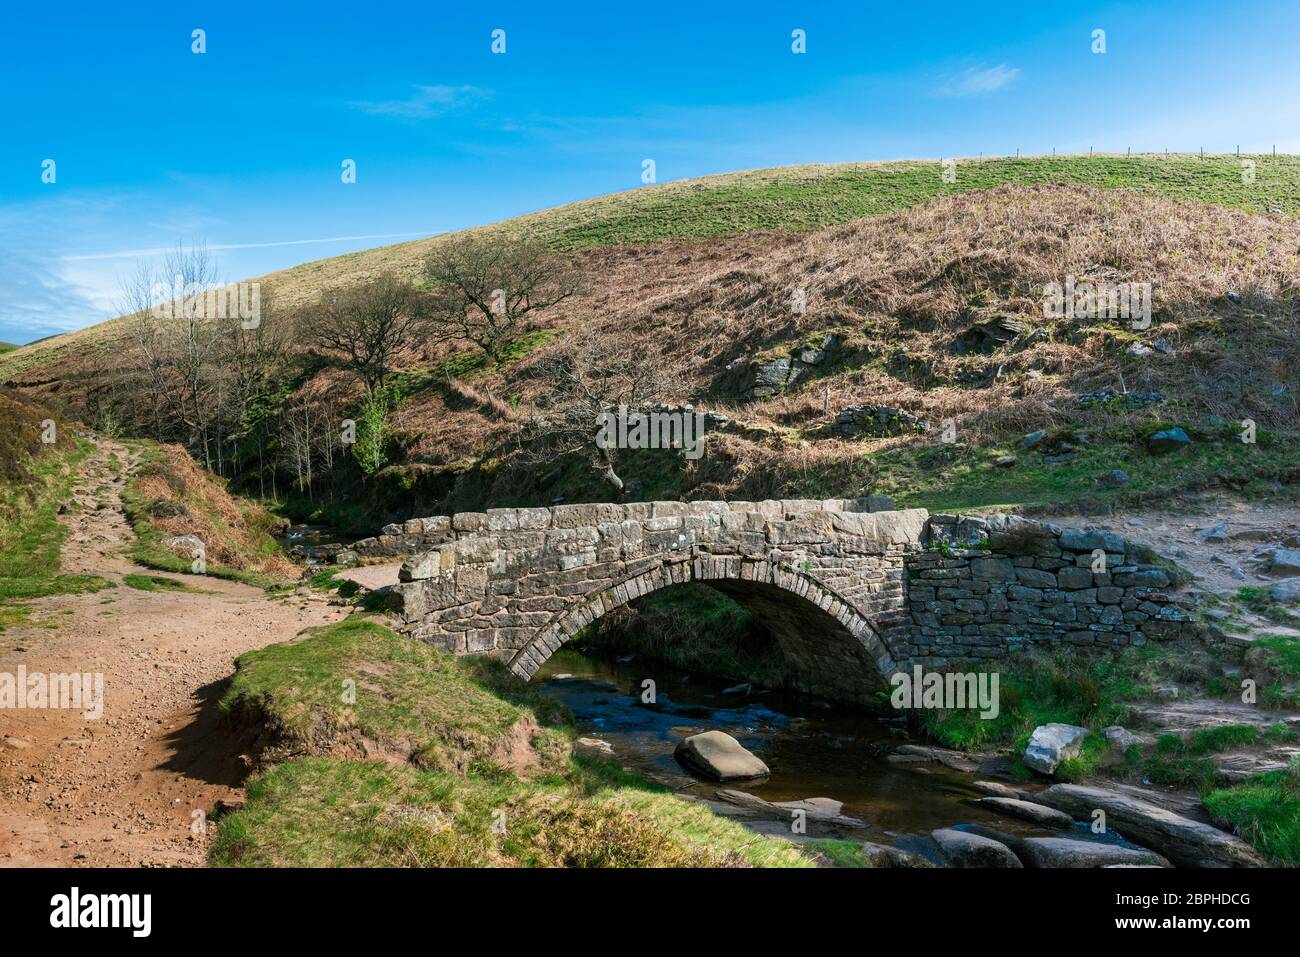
[507,551,896,704]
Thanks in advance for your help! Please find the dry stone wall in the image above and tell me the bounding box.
[903,513,1195,668]
[376,500,1198,703]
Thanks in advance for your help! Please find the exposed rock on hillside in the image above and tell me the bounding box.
[834,405,929,438]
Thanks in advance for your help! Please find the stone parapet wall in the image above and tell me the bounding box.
[903,512,1195,668]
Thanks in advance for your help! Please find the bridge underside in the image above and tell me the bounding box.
[503,553,901,706]
[702,579,892,703]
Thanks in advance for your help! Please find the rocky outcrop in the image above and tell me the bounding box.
[1147,427,1191,454]
[739,334,844,398]
[1269,578,1300,603]
[674,731,770,782]
[1257,547,1300,577]
[834,405,930,438]
[1036,784,1267,867]
[955,314,1041,355]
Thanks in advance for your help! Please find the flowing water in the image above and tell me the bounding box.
[535,647,1124,853]
[276,523,346,566]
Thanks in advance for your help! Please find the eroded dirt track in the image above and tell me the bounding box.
[0,439,344,866]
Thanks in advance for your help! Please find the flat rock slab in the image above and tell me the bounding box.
[931,828,1023,868]
[1018,837,1170,868]
[1133,699,1300,733]
[1213,749,1300,783]
[971,780,1029,800]
[891,744,981,773]
[714,789,866,829]
[675,730,769,782]
[976,797,1074,829]
[1037,783,1266,868]
[333,563,402,592]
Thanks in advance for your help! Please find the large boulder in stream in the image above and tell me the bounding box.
[1036,784,1266,868]
[674,731,769,782]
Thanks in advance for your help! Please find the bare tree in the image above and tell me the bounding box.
[279,402,315,497]
[156,243,225,467]
[519,330,680,492]
[217,283,292,488]
[116,242,225,465]
[424,234,582,364]
[304,273,426,394]
[118,259,174,441]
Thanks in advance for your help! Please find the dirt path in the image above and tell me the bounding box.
[0,439,346,866]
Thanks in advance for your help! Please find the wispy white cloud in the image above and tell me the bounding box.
[935,64,1021,97]
[63,232,429,262]
[349,84,491,120]
[0,197,119,342]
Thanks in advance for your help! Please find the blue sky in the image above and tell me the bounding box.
[3,0,1299,344]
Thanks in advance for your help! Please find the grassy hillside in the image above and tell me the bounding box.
[6,154,1300,523]
[4,153,1300,385]
[390,182,1300,515]
[121,441,296,587]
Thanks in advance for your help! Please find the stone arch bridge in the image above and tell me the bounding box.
[362,499,1193,705]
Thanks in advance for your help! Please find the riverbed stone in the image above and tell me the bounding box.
[714,790,866,829]
[971,780,1028,800]
[975,797,1074,829]
[675,731,769,782]
[930,828,1023,868]
[859,841,936,868]
[1017,837,1171,868]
